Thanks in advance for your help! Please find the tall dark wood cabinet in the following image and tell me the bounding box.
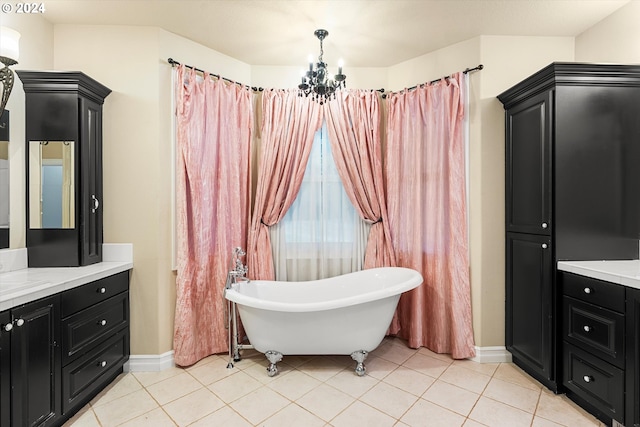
[16,71,111,267]
[502,88,555,389]
[628,287,640,427]
[498,63,640,394]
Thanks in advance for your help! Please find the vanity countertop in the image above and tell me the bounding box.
[0,244,132,311]
[557,259,640,290]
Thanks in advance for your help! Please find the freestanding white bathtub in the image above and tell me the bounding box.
[224,267,423,376]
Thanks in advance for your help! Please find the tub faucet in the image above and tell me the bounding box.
[225,247,253,369]
[225,247,249,289]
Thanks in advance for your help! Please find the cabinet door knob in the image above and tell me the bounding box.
[99,319,107,326]
[584,287,592,294]
[583,375,594,383]
[98,287,106,294]
[92,195,100,213]
[583,325,591,332]
[541,243,548,249]
[14,318,24,327]
[98,361,107,368]
[3,323,13,332]
[542,222,548,229]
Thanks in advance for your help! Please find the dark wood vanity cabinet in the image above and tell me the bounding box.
[1,310,11,426]
[627,287,640,427]
[16,71,111,267]
[498,63,640,396]
[560,272,625,424]
[0,296,62,427]
[60,271,130,415]
[0,271,130,427]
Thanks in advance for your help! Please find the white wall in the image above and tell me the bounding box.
[575,1,640,63]
[388,37,481,90]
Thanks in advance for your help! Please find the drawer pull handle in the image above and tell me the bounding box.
[583,375,594,383]
[583,325,591,332]
[98,287,106,294]
[3,323,12,332]
[98,361,107,368]
[99,320,107,326]
[14,318,24,327]
[583,287,592,294]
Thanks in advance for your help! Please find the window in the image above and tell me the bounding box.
[270,121,370,281]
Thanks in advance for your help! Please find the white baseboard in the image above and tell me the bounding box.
[125,350,175,372]
[123,346,510,371]
[469,346,512,363]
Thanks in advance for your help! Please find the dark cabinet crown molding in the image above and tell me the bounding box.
[15,71,111,105]
[498,62,640,109]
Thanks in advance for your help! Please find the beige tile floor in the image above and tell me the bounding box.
[63,337,606,427]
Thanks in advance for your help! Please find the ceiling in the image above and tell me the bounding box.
[39,0,630,68]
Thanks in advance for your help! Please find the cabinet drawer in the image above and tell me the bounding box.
[563,296,625,369]
[563,342,624,423]
[62,329,129,414]
[560,272,625,313]
[62,292,129,364]
[61,271,129,317]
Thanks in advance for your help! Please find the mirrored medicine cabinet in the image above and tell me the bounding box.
[17,70,111,267]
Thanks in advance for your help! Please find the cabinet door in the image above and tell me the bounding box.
[79,97,103,266]
[505,90,552,235]
[506,232,555,388]
[627,287,640,427]
[11,296,61,427]
[0,311,10,427]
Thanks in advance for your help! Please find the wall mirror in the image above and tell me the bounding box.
[0,110,9,248]
[28,140,75,229]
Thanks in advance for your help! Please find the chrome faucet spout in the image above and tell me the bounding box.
[225,247,249,289]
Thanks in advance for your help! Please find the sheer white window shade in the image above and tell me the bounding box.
[270,121,370,281]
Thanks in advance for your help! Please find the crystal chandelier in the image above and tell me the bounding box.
[298,29,346,103]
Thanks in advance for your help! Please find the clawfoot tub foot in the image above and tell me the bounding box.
[265,351,283,377]
[351,350,369,376]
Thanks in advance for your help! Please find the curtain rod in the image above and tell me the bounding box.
[168,57,264,92]
[168,57,482,97]
[381,64,484,98]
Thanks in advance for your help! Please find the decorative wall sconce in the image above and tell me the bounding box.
[0,27,20,121]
